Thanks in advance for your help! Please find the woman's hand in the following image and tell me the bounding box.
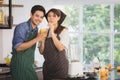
[36,33,46,42]
[48,23,54,34]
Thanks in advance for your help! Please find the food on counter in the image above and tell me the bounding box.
[105,64,112,70]
[4,57,11,66]
[116,66,120,75]
[100,69,108,80]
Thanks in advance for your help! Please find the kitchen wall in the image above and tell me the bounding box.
[0,31,3,62]
[0,29,13,63]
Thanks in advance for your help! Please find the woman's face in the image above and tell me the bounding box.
[47,11,60,25]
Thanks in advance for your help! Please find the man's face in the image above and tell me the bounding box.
[31,11,44,27]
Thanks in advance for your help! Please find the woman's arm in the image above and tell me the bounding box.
[51,28,69,52]
[48,23,69,52]
[51,33,65,52]
[38,29,48,54]
[38,40,45,54]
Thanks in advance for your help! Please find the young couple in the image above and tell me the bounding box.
[10,5,69,80]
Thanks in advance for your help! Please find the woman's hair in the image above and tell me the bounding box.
[47,8,61,18]
[31,5,46,16]
[46,8,66,35]
[55,26,66,35]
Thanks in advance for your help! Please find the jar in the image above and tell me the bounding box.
[0,8,4,25]
[0,0,3,4]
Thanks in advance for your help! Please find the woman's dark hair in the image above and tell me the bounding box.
[46,8,67,35]
[46,8,61,17]
[55,26,66,35]
[31,5,46,16]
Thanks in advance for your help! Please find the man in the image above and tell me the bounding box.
[10,5,46,80]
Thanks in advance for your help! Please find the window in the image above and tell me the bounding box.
[114,4,120,79]
[83,4,110,65]
[56,4,119,80]
[62,5,81,62]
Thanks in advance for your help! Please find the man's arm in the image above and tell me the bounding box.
[16,33,45,52]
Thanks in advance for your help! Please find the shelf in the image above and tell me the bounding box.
[0,24,18,29]
[0,0,23,29]
[0,4,23,7]
[0,24,11,29]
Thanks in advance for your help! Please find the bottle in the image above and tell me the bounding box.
[7,15,13,26]
[4,54,11,66]
[4,14,8,25]
[0,0,3,4]
[0,8,5,25]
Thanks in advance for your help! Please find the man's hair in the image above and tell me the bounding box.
[31,5,46,16]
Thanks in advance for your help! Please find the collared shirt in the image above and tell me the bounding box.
[12,19,38,51]
[59,28,69,49]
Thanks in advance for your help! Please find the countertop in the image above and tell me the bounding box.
[0,65,42,80]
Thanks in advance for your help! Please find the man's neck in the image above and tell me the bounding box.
[31,22,37,29]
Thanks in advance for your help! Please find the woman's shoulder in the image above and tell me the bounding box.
[61,26,68,30]
[62,26,68,31]
[60,26,69,35]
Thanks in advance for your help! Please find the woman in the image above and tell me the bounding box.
[39,8,69,80]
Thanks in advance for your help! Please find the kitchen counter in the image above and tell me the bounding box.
[0,63,98,80]
[0,73,12,80]
[0,68,98,80]
[0,66,43,80]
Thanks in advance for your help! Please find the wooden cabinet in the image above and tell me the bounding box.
[0,0,23,29]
